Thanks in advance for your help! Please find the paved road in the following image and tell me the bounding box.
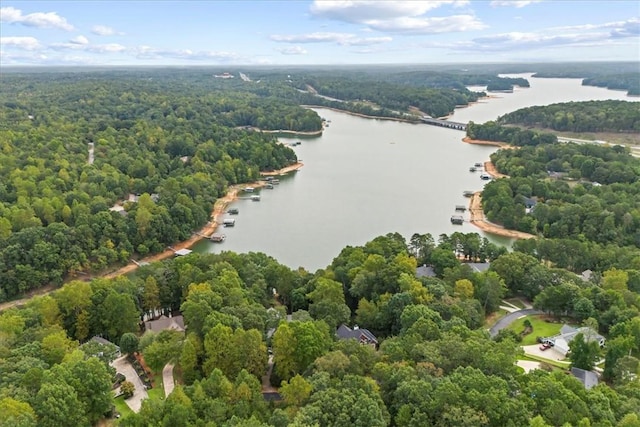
[489,308,542,337]
[111,356,149,413]
[163,363,175,397]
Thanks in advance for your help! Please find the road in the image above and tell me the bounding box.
[163,363,175,397]
[489,308,542,337]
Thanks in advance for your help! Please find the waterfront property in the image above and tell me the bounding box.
[144,315,185,333]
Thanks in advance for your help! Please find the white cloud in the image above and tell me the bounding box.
[133,46,240,62]
[0,6,74,31]
[70,35,89,45]
[310,1,469,22]
[50,41,126,53]
[309,1,482,34]
[366,15,486,34]
[270,32,392,46]
[87,43,127,53]
[490,1,542,7]
[91,25,122,36]
[446,18,640,52]
[0,36,41,50]
[276,46,308,55]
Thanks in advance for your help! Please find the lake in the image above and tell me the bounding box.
[193,74,636,271]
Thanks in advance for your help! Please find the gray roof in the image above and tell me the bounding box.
[558,325,605,343]
[336,324,377,344]
[144,315,185,332]
[571,367,599,389]
[91,336,120,350]
[416,265,437,278]
[467,262,490,273]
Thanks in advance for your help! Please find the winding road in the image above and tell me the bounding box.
[489,308,542,337]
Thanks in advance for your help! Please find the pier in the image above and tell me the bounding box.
[420,117,467,131]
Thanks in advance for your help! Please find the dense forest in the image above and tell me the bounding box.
[0,232,638,426]
[0,68,539,301]
[481,142,640,260]
[497,100,640,133]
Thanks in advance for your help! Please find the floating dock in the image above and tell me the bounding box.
[450,215,464,225]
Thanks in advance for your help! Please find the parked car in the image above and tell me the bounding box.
[539,343,551,351]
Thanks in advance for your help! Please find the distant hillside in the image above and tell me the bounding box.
[497,100,640,133]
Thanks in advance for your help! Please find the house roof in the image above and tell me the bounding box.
[571,367,599,389]
[416,265,437,278]
[467,262,490,273]
[90,335,120,350]
[546,325,605,355]
[336,324,378,344]
[144,315,185,333]
[174,249,192,256]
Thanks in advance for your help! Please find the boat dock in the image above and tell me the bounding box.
[450,215,464,225]
[210,234,226,243]
[455,205,467,212]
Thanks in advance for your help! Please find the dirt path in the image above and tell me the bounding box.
[469,191,536,240]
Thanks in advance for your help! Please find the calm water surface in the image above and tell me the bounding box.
[193,75,636,271]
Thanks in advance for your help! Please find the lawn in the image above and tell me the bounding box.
[507,314,562,345]
[113,395,134,420]
[519,355,569,371]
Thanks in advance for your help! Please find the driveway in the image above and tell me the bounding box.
[489,308,542,337]
[522,344,569,363]
[517,360,542,373]
[163,363,175,397]
[111,356,149,413]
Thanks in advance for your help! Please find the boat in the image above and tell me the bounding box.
[264,176,274,181]
[463,191,474,197]
[271,179,280,185]
[455,205,467,212]
[480,173,491,180]
[227,208,239,215]
[474,162,483,167]
[469,167,477,172]
[251,195,261,201]
[265,183,274,189]
[210,234,226,243]
[450,215,464,225]
[223,218,236,227]
[244,187,254,193]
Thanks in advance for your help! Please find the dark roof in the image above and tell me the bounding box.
[91,336,119,349]
[144,315,185,332]
[336,324,378,344]
[571,367,599,390]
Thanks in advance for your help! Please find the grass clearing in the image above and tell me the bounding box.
[507,314,562,345]
[519,355,568,371]
[113,395,134,420]
[504,298,526,309]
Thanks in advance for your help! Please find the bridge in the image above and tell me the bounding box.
[420,117,467,131]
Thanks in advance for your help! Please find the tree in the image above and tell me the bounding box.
[120,332,139,355]
[474,271,507,313]
[0,397,36,427]
[41,329,77,366]
[142,276,161,314]
[306,277,351,330]
[569,333,601,371]
[279,374,312,407]
[121,381,135,399]
[454,279,474,300]
[34,381,87,427]
[101,292,139,341]
[602,268,628,291]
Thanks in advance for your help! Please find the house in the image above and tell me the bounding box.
[571,367,599,389]
[336,324,378,347]
[89,336,121,359]
[522,197,538,213]
[416,265,437,278]
[144,315,185,333]
[466,262,490,273]
[542,325,605,356]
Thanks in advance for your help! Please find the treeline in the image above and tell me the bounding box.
[0,72,302,301]
[583,74,640,96]
[497,100,640,133]
[466,121,558,145]
[1,232,639,426]
[292,76,483,118]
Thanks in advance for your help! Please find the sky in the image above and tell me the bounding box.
[1,0,639,66]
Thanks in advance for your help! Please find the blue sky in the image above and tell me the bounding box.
[1,1,639,66]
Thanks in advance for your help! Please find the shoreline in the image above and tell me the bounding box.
[103,161,304,279]
[302,105,421,124]
[462,136,514,148]
[468,191,536,240]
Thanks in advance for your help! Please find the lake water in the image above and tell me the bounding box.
[193,74,636,271]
